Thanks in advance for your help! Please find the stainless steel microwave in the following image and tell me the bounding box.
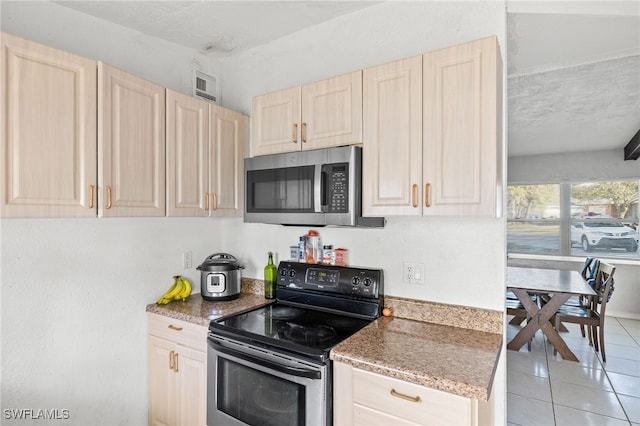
[244,146,384,227]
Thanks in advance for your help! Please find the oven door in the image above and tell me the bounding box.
[207,334,329,426]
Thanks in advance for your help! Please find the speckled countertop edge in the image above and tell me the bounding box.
[145,278,271,326]
[331,316,502,401]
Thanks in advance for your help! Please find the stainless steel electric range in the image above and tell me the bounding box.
[207,261,383,426]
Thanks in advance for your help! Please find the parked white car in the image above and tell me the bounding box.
[571,216,639,252]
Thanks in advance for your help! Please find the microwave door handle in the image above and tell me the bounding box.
[321,170,328,208]
[209,338,321,379]
[314,165,323,213]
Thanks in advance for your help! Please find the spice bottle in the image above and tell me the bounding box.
[305,230,321,264]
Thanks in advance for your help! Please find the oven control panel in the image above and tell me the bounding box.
[277,262,382,299]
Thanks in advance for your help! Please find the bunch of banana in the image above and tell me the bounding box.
[156,275,192,305]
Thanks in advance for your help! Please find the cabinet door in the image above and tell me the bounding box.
[148,336,178,426]
[301,71,362,151]
[175,344,207,426]
[166,89,209,217]
[423,36,500,216]
[209,105,248,217]
[98,62,165,217]
[251,86,300,156]
[362,56,422,216]
[1,32,97,218]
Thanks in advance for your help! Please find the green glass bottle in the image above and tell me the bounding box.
[264,252,277,299]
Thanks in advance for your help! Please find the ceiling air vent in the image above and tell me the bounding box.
[193,70,218,104]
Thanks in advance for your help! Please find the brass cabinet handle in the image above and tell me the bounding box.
[412,184,418,208]
[302,122,307,143]
[169,350,175,370]
[204,192,210,211]
[390,388,421,403]
[174,353,179,372]
[292,123,298,144]
[212,193,218,211]
[425,183,431,208]
[88,185,95,209]
[167,324,183,331]
[105,186,112,209]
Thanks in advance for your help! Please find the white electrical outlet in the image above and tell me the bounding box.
[403,262,425,285]
[183,251,192,269]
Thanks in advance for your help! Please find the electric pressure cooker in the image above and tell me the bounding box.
[197,253,244,301]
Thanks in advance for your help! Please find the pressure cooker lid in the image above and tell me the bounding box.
[197,253,244,271]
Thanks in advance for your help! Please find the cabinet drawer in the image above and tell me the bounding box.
[352,368,472,426]
[148,313,207,351]
[353,403,419,426]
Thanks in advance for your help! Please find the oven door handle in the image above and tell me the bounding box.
[210,338,322,380]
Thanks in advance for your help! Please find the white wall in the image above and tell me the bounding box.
[1,1,508,425]
[1,218,222,425]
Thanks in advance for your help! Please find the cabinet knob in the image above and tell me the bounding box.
[292,123,298,144]
[212,193,218,211]
[204,192,210,211]
[301,122,307,143]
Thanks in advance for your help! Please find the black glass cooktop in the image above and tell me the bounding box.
[209,302,373,361]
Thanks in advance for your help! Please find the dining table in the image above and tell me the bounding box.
[506,266,597,362]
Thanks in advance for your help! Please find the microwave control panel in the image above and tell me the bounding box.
[324,163,349,213]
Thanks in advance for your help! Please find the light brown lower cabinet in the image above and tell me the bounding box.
[148,313,207,426]
[333,361,494,426]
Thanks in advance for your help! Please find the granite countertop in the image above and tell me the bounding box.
[330,315,502,401]
[146,278,272,327]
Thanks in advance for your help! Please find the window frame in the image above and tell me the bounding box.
[507,179,639,261]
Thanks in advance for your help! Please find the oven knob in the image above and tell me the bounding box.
[352,277,360,286]
[364,278,372,287]
[289,270,296,277]
[280,269,288,276]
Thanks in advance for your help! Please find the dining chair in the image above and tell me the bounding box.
[553,261,616,362]
[568,257,600,336]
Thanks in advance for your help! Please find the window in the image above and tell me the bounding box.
[508,180,639,260]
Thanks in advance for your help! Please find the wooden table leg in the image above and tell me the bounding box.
[507,288,579,362]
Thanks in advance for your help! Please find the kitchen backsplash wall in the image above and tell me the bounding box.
[1,217,223,425]
[220,216,506,311]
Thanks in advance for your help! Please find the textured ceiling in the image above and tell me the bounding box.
[53,1,380,56]
[507,9,640,157]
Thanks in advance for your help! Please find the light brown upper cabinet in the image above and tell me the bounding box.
[166,90,247,217]
[422,36,501,217]
[251,71,362,156]
[363,36,501,217]
[98,62,166,217]
[362,55,423,217]
[1,32,97,218]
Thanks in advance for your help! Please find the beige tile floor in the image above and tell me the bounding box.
[507,316,640,426]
